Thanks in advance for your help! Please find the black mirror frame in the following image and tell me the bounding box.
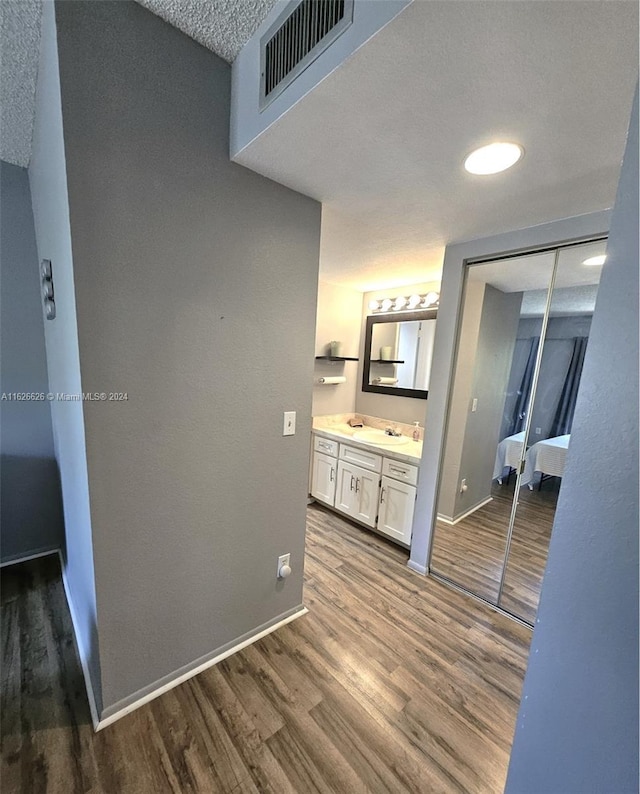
[362,309,438,399]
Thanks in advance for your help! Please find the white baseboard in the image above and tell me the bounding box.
[6,546,309,733]
[0,548,60,567]
[95,605,309,731]
[407,559,427,576]
[58,552,101,731]
[437,496,493,526]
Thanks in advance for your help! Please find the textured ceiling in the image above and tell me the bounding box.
[2,0,636,295]
[468,240,606,317]
[0,1,42,167]
[235,0,638,291]
[136,0,278,63]
[0,0,277,167]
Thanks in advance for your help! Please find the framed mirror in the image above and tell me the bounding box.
[362,309,437,399]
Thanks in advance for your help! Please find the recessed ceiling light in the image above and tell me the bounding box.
[583,255,606,266]
[464,142,524,175]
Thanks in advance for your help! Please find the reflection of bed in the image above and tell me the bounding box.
[493,432,571,487]
[493,432,526,482]
[522,434,570,488]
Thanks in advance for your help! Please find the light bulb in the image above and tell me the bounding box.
[582,255,606,266]
[464,142,524,175]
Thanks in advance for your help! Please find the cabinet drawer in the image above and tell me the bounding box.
[382,458,418,486]
[314,435,338,457]
[339,443,382,473]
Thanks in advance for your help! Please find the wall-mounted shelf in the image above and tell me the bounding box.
[371,359,404,364]
[315,355,359,362]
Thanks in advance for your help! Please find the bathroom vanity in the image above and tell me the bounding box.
[310,418,422,547]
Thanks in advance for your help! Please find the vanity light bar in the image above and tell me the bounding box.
[368,292,440,313]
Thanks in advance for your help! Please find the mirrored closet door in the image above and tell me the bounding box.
[429,239,605,625]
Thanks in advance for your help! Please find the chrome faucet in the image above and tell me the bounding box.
[385,426,402,437]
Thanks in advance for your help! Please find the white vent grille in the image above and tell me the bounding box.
[260,0,353,109]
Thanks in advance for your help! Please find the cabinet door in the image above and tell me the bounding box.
[335,460,357,515]
[352,468,380,528]
[378,475,416,544]
[311,452,337,505]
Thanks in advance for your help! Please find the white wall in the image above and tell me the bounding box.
[505,86,638,794]
[312,281,362,416]
[28,0,101,710]
[231,0,411,161]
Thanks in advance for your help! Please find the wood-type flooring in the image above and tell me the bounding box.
[430,478,559,624]
[1,504,532,793]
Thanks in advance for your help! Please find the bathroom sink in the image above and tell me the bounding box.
[352,429,410,447]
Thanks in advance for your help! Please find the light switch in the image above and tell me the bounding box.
[283,411,296,436]
[471,397,478,412]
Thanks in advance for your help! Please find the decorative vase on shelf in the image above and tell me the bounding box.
[329,340,342,357]
[380,345,393,360]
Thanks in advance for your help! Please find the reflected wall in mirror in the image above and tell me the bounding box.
[429,239,605,624]
[362,309,437,399]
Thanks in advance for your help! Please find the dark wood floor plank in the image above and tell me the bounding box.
[2,506,532,793]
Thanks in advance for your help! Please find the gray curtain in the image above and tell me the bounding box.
[551,336,588,437]
[512,336,540,434]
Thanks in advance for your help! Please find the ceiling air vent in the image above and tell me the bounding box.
[260,0,354,109]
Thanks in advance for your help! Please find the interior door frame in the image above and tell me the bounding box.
[408,211,611,623]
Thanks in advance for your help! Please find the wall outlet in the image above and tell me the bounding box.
[277,553,291,579]
[471,397,478,413]
[535,427,542,435]
[283,411,296,436]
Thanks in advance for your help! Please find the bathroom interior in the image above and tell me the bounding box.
[309,236,605,627]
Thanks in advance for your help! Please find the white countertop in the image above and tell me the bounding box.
[312,423,422,465]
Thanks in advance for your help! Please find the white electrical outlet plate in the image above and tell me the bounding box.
[283,411,296,436]
[277,553,290,577]
[471,398,478,412]
[535,427,542,435]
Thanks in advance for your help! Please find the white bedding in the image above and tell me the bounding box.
[522,434,570,487]
[493,431,526,481]
[493,432,571,486]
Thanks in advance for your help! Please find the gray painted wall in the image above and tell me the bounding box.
[450,285,521,519]
[436,280,485,519]
[55,0,321,713]
[0,160,64,562]
[28,0,101,709]
[505,87,638,794]
[501,314,593,442]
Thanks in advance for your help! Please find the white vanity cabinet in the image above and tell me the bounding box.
[334,443,382,528]
[335,460,380,528]
[310,432,419,547]
[377,458,418,545]
[310,436,339,506]
[378,476,416,544]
